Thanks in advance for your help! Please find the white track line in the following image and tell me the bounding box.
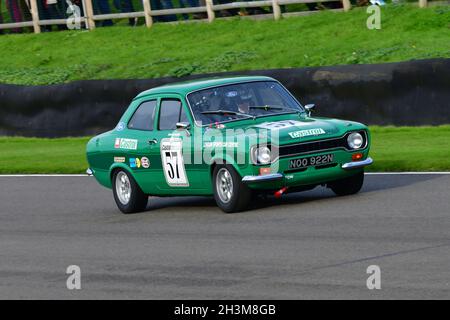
[0,172,449,177]
[0,174,88,177]
[365,172,450,175]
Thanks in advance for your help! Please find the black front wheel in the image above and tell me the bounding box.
[112,169,148,214]
[213,164,252,213]
[329,170,364,196]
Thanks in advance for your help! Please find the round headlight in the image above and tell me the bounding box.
[347,132,364,149]
[255,146,271,165]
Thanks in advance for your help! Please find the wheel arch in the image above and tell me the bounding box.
[109,163,144,190]
[209,155,245,179]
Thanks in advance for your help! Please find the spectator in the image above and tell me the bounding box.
[36,0,68,31]
[93,0,114,26]
[179,0,203,20]
[69,0,84,14]
[150,0,177,22]
[0,2,3,34]
[20,0,32,22]
[5,0,25,33]
[113,0,137,26]
[213,0,238,17]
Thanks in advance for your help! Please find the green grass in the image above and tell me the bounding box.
[367,126,450,172]
[0,137,90,174]
[0,4,449,85]
[1,126,449,174]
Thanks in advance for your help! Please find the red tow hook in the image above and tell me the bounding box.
[274,187,288,199]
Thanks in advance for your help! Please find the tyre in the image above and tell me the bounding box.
[112,169,148,214]
[329,170,364,196]
[212,164,252,213]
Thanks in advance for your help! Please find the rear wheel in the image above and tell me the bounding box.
[112,169,148,214]
[329,170,364,196]
[213,164,252,213]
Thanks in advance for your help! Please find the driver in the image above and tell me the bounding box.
[225,89,253,114]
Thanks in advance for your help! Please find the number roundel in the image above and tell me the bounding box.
[160,138,189,187]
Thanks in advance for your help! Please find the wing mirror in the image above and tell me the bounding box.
[304,104,315,116]
[176,122,190,130]
[176,122,191,136]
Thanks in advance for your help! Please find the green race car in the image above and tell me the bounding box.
[86,76,372,213]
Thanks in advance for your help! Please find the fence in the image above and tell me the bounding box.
[0,0,447,34]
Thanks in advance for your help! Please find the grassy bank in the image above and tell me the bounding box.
[368,126,450,171]
[0,126,449,174]
[0,5,449,85]
[0,137,90,174]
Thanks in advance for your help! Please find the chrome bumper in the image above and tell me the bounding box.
[242,173,284,184]
[341,157,373,170]
[242,158,373,183]
[86,168,93,176]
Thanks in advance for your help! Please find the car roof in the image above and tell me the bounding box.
[134,76,276,99]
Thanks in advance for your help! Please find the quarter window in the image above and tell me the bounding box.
[128,100,157,131]
[159,99,188,130]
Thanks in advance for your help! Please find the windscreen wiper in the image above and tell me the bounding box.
[201,109,255,119]
[250,105,304,116]
[250,105,298,112]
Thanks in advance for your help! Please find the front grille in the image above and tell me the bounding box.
[276,131,366,158]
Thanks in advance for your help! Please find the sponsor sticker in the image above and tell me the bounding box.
[204,142,238,148]
[225,91,238,98]
[114,157,125,163]
[129,158,142,169]
[114,138,138,150]
[168,132,181,137]
[257,120,304,130]
[288,128,326,139]
[116,122,126,131]
[141,157,150,169]
[160,138,189,187]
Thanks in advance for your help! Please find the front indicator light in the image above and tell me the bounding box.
[352,153,363,161]
[259,167,271,175]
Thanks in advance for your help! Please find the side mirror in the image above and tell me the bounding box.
[304,104,315,116]
[176,122,191,130]
[176,122,191,136]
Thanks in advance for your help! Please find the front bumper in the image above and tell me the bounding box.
[241,157,373,185]
[242,173,284,184]
[341,157,373,170]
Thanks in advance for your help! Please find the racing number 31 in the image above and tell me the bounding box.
[160,138,189,187]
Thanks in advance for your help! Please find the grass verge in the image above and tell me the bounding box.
[0,126,449,174]
[0,4,449,85]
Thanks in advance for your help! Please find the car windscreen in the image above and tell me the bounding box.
[186,81,304,125]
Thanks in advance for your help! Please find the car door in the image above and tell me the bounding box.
[123,97,160,194]
[149,95,208,194]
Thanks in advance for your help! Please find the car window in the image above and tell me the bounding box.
[128,100,157,131]
[187,81,303,125]
[159,99,188,130]
[179,106,188,123]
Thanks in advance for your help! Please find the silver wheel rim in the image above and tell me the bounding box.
[115,171,131,205]
[216,168,233,203]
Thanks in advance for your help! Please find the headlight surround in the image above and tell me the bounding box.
[347,132,364,149]
[252,146,272,165]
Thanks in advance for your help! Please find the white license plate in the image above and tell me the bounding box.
[288,154,334,169]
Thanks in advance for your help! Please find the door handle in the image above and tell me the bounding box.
[148,138,158,145]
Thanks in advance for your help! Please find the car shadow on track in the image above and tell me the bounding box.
[145,196,217,212]
[140,174,442,213]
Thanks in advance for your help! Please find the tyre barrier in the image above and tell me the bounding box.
[0,58,449,137]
